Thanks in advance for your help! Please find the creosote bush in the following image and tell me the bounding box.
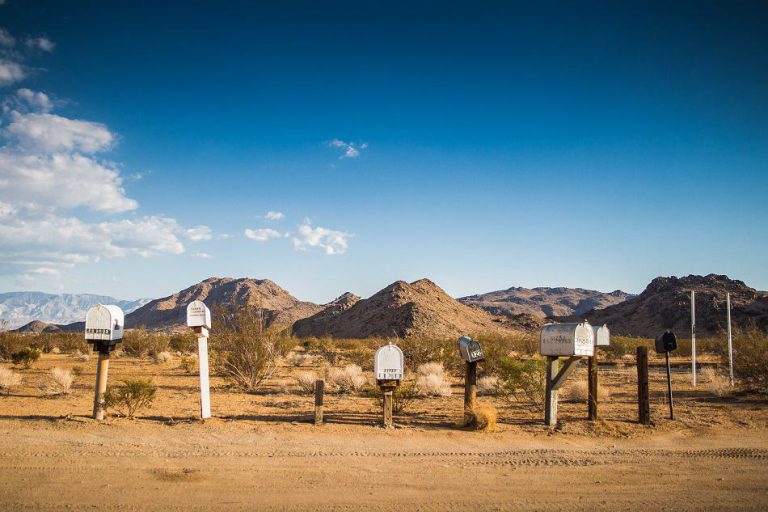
[104,379,157,418]
[38,367,74,396]
[0,367,22,395]
[731,326,768,390]
[122,328,169,358]
[326,364,368,394]
[11,347,41,368]
[294,371,319,394]
[496,356,547,406]
[210,306,290,392]
[369,380,419,414]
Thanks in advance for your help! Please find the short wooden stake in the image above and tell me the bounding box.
[463,360,478,426]
[195,327,211,419]
[588,352,598,421]
[383,390,393,428]
[93,352,110,420]
[545,356,558,427]
[314,379,324,425]
[637,346,650,425]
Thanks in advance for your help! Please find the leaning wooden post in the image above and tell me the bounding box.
[637,345,650,425]
[84,304,125,421]
[544,356,558,427]
[374,342,405,429]
[588,354,598,421]
[187,301,212,419]
[458,336,485,427]
[314,379,324,425]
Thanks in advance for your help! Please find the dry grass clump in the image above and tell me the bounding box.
[700,367,732,397]
[286,351,312,367]
[471,404,498,431]
[561,379,610,402]
[477,376,500,396]
[294,371,319,394]
[179,354,197,373]
[38,367,74,396]
[153,351,173,364]
[415,362,452,397]
[0,367,22,395]
[327,364,367,393]
[72,351,90,362]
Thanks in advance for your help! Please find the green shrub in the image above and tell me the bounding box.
[104,379,157,418]
[0,332,26,361]
[496,356,547,406]
[368,380,419,414]
[122,328,169,357]
[11,347,41,368]
[731,326,768,389]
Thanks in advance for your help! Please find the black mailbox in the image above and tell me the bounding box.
[654,330,677,353]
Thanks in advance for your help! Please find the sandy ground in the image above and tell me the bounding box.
[1,353,767,510]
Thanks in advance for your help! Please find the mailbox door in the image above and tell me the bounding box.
[85,305,111,341]
[375,345,404,380]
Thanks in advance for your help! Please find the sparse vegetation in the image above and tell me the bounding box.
[169,333,197,354]
[732,326,768,390]
[326,364,368,393]
[369,379,419,414]
[294,371,319,394]
[700,367,732,397]
[38,367,74,396]
[0,367,22,395]
[496,356,547,406]
[122,328,170,357]
[477,375,500,396]
[179,354,197,373]
[415,362,452,397]
[153,351,173,364]
[104,379,157,418]
[468,404,497,431]
[11,347,41,368]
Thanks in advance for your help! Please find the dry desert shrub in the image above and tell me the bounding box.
[104,379,157,418]
[179,354,198,373]
[477,375,500,396]
[561,379,610,402]
[369,379,419,414]
[38,367,74,396]
[327,364,367,393]
[294,371,319,394]
[415,362,452,397]
[700,367,732,397]
[0,367,22,395]
[50,347,61,354]
[286,351,311,367]
[122,328,170,358]
[496,356,547,406]
[471,404,498,431]
[72,351,90,362]
[732,326,768,389]
[11,347,41,368]
[153,351,173,364]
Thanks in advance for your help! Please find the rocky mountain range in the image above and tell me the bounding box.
[459,286,633,318]
[567,274,768,337]
[0,292,150,330]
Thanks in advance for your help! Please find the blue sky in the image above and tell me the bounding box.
[0,1,766,302]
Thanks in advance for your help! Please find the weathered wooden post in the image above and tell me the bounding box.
[186,300,212,419]
[637,345,650,425]
[458,336,485,426]
[374,342,404,429]
[655,330,678,420]
[541,321,594,427]
[589,324,611,421]
[314,379,324,425]
[84,304,125,420]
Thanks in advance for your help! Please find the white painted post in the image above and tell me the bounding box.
[727,293,734,386]
[197,328,212,419]
[691,290,697,386]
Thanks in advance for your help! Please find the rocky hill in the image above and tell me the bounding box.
[459,286,632,318]
[13,320,62,334]
[292,292,360,338]
[573,274,768,337]
[125,277,322,331]
[293,279,527,339]
[0,291,150,330]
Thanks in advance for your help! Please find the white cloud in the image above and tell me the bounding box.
[0,60,25,86]
[25,37,55,52]
[292,221,350,255]
[16,88,52,112]
[185,225,212,241]
[192,252,212,259]
[0,29,15,47]
[328,139,367,159]
[265,210,284,221]
[0,150,137,213]
[244,227,284,242]
[4,112,114,153]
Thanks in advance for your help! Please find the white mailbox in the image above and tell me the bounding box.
[186,300,211,329]
[540,321,594,357]
[374,343,404,381]
[84,304,125,342]
[592,324,610,347]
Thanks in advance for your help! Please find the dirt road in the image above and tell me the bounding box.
[1,418,767,511]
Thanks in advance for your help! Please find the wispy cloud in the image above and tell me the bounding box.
[292,220,350,255]
[328,139,368,159]
[244,228,284,242]
[265,210,284,221]
[192,252,212,259]
[185,225,213,241]
[25,37,55,52]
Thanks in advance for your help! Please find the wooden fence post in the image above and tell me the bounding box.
[637,346,650,425]
[463,360,478,426]
[588,353,598,421]
[314,379,324,425]
[93,352,110,420]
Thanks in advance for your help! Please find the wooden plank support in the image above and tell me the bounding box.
[314,379,324,425]
[637,346,650,425]
[550,356,580,391]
